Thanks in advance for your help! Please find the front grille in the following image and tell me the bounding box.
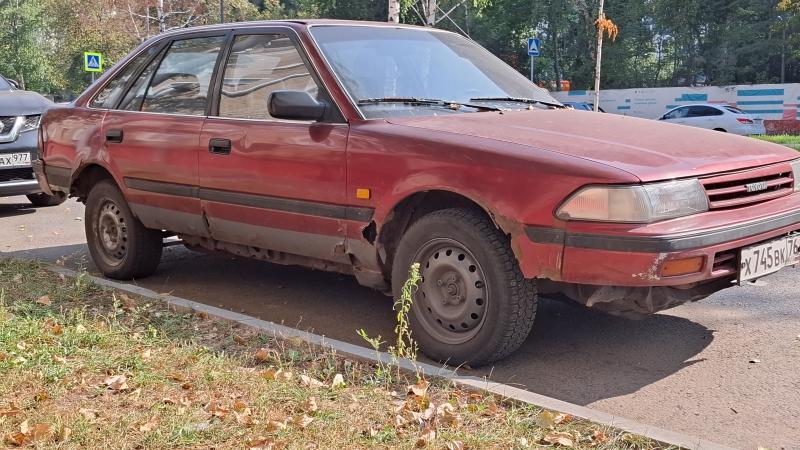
[700,163,795,210]
[0,167,34,182]
[0,116,17,133]
[711,250,737,276]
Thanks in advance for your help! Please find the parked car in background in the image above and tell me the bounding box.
[658,104,766,135]
[0,74,65,206]
[35,20,800,366]
[563,101,605,112]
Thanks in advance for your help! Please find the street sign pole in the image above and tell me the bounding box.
[527,37,541,84]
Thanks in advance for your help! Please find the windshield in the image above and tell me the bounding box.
[724,106,745,114]
[309,26,560,118]
[0,77,11,91]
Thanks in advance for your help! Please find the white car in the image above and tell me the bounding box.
[658,104,766,135]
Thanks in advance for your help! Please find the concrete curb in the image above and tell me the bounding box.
[47,265,737,450]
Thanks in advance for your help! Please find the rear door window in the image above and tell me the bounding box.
[218,34,319,120]
[689,106,722,117]
[141,36,227,115]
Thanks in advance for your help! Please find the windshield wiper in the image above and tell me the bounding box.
[469,96,564,109]
[357,97,501,111]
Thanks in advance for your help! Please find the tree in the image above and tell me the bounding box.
[0,0,54,91]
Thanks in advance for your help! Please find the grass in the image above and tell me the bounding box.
[0,258,675,449]
[752,134,800,150]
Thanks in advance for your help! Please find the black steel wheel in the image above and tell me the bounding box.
[85,180,162,279]
[392,208,537,366]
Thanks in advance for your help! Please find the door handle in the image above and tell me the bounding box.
[209,138,231,155]
[105,129,124,143]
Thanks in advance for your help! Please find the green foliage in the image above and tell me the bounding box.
[0,0,797,95]
[387,262,420,365]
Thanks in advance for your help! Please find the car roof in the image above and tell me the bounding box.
[150,19,435,39]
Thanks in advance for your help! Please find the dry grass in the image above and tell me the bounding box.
[0,258,676,449]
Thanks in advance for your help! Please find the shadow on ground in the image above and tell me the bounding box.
[0,201,37,218]
[5,242,713,406]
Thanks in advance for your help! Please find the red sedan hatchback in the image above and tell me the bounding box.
[35,20,800,365]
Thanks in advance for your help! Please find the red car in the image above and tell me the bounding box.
[35,20,800,366]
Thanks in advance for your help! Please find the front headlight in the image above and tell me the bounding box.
[556,179,709,223]
[20,115,41,132]
[791,159,800,192]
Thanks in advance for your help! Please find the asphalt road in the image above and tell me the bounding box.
[2,196,799,450]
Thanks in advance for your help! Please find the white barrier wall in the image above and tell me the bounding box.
[551,84,800,121]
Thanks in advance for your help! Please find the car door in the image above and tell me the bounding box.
[199,30,351,263]
[101,33,227,237]
[686,105,722,130]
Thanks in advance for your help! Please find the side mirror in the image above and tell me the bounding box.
[268,91,327,121]
[7,79,21,89]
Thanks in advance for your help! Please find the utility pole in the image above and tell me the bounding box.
[593,0,605,112]
[781,20,787,84]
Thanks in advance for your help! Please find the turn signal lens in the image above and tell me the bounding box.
[659,256,705,277]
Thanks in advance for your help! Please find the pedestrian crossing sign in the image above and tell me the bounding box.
[84,52,103,72]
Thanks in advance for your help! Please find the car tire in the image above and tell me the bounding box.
[26,192,67,207]
[85,180,162,279]
[391,207,537,366]
[713,128,727,132]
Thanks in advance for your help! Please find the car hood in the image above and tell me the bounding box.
[387,109,798,182]
[0,90,53,116]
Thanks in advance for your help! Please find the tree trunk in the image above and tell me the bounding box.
[426,0,437,26]
[157,0,165,33]
[388,0,400,23]
[593,0,604,112]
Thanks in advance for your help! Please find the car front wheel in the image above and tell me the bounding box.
[392,208,537,366]
[85,180,162,279]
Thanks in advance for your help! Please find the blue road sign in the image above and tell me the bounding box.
[527,38,541,57]
[84,52,103,72]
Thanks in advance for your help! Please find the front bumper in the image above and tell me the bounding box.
[522,192,800,287]
[0,130,41,197]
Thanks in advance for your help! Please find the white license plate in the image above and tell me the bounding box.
[0,152,31,168]
[739,234,800,283]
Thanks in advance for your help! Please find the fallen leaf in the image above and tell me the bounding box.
[331,373,345,388]
[538,410,557,428]
[274,369,293,381]
[408,379,430,397]
[592,429,608,444]
[79,408,99,420]
[103,374,129,391]
[31,424,52,441]
[141,349,152,359]
[415,427,435,447]
[118,293,137,311]
[168,372,187,383]
[55,425,71,442]
[205,401,230,418]
[300,397,318,413]
[12,273,22,282]
[254,348,277,363]
[196,311,210,320]
[53,355,67,364]
[75,324,87,334]
[37,295,52,306]
[139,415,159,432]
[544,431,574,447]
[300,374,325,388]
[393,414,408,428]
[233,334,247,345]
[34,391,48,402]
[4,431,28,446]
[517,437,529,447]
[248,436,279,450]
[292,414,314,429]
[265,420,286,432]
[51,323,63,335]
[0,407,20,417]
[0,351,6,361]
[445,441,465,450]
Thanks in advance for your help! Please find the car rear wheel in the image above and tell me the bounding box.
[85,180,162,279]
[392,208,537,366]
[26,192,67,207]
